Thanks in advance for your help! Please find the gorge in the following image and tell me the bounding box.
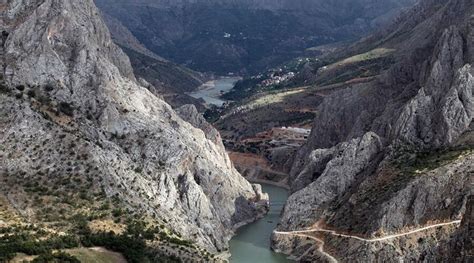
[0,0,473,262]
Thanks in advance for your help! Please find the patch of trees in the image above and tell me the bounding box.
[73,215,190,263]
[0,230,79,262]
[32,251,80,263]
[0,214,197,262]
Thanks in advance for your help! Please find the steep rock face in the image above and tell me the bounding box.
[0,0,265,253]
[328,152,472,233]
[425,195,473,262]
[291,0,474,178]
[393,27,473,148]
[274,0,473,261]
[176,104,225,153]
[280,132,383,230]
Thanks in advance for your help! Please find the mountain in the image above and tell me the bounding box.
[95,0,417,75]
[271,0,473,261]
[0,0,267,261]
[101,13,208,110]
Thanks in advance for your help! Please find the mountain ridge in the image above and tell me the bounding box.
[0,0,267,260]
[271,0,473,261]
[95,0,417,74]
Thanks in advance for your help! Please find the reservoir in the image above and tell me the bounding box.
[229,184,291,263]
[187,77,241,106]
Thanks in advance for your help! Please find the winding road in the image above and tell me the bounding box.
[274,220,462,262]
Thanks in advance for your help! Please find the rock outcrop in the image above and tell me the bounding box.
[282,133,383,229]
[176,104,223,148]
[0,0,266,256]
[273,0,474,261]
[393,27,473,149]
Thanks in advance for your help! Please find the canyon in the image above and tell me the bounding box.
[0,0,472,262]
[0,0,266,261]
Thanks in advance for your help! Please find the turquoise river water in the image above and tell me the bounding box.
[229,184,291,263]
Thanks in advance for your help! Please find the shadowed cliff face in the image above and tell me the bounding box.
[95,0,416,74]
[0,0,267,254]
[273,0,473,261]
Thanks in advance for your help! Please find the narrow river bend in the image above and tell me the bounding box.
[229,184,291,263]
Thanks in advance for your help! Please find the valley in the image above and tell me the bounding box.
[95,0,416,75]
[187,77,242,106]
[0,0,472,262]
[229,184,290,263]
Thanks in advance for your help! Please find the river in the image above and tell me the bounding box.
[229,184,291,263]
[187,77,241,106]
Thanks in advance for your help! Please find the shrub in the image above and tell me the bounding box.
[58,102,74,117]
[112,208,124,217]
[27,89,36,98]
[1,30,9,39]
[32,251,80,263]
[0,232,79,260]
[15,85,25,91]
[43,84,54,92]
[0,82,9,94]
[78,220,162,263]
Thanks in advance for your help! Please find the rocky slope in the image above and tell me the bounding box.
[272,0,473,261]
[95,0,416,74]
[101,13,208,110]
[0,0,267,260]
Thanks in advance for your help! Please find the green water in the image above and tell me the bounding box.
[229,184,291,263]
[188,77,241,106]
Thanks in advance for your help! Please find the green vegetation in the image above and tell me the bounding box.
[325,48,395,70]
[356,146,473,208]
[0,196,199,262]
[72,215,193,263]
[0,225,79,262]
[235,88,307,111]
[221,76,267,101]
[32,251,80,263]
[58,102,74,117]
[392,147,473,175]
[222,57,321,102]
[64,247,129,263]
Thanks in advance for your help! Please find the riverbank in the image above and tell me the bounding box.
[229,184,291,263]
[187,77,242,106]
[247,178,290,190]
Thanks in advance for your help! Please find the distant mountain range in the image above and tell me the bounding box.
[96,0,417,74]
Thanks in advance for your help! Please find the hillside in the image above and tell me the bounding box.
[271,0,473,261]
[0,0,267,261]
[95,0,416,74]
[100,13,208,110]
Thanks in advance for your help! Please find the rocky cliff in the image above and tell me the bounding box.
[273,0,473,261]
[100,12,208,110]
[0,0,266,260]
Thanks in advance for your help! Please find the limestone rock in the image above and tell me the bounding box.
[280,132,383,230]
[0,0,266,253]
[273,0,474,261]
[393,27,473,148]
